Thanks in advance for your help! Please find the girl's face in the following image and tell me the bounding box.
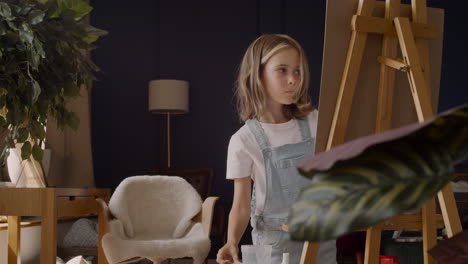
[261,47,301,107]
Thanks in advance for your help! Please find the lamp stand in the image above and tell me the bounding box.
[166,112,171,168]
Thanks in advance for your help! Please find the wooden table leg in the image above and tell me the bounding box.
[422,199,437,264]
[7,216,21,264]
[98,200,108,264]
[41,188,57,264]
[364,226,381,264]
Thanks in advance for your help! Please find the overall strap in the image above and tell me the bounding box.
[245,119,271,150]
[297,118,312,141]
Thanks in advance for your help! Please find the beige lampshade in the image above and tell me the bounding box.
[148,79,189,114]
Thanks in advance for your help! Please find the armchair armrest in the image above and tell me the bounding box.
[96,198,112,236]
[193,196,219,236]
[96,198,113,264]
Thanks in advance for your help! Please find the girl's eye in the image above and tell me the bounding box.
[294,69,301,75]
[278,68,286,73]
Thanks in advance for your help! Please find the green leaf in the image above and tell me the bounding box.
[51,0,92,20]
[290,142,454,242]
[35,94,49,115]
[82,24,108,44]
[31,49,40,69]
[21,22,32,32]
[289,105,468,242]
[32,144,44,161]
[85,78,93,90]
[67,111,80,131]
[0,2,12,19]
[30,119,46,140]
[33,38,45,59]
[63,81,80,96]
[19,30,34,43]
[31,80,41,103]
[55,41,65,56]
[5,60,17,74]
[20,142,31,160]
[60,8,76,24]
[0,116,6,128]
[0,24,6,36]
[6,21,18,31]
[17,127,29,143]
[28,10,45,25]
[10,4,22,16]
[18,6,32,16]
[6,104,25,126]
[19,23,33,44]
[0,95,5,109]
[30,40,45,69]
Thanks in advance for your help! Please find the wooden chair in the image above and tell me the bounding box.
[96,176,219,264]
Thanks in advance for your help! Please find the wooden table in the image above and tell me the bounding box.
[0,188,111,264]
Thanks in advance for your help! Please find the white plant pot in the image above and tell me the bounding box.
[6,148,51,187]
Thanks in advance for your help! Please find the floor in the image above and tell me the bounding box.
[138,260,217,264]
[164,261,217,264]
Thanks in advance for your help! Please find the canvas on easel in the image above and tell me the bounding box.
[298,0,461,264]
[316,0,444,153]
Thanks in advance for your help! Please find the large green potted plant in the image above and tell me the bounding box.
[0,0,107,164]
[289,104,468,242]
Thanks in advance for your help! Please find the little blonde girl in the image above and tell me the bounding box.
[217,34,336,264]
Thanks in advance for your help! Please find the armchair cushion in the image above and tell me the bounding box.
[103,221,209,263]
[108,175,202,239]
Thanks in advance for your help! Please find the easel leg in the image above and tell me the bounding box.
[394,17,433,120]
[300,241,319,264]
[364,227,381,264]
[437,184,462,237]
[394,13,463,263]
[326,0,376,149]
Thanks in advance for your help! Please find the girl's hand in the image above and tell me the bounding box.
[216,241,240,263]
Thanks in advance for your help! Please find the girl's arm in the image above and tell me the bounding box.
[217,176,251,263]
[227,176,252,245]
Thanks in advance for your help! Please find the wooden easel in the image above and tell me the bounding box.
[300,0,463,263]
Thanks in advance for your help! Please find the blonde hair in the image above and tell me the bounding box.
[235,34,313,122]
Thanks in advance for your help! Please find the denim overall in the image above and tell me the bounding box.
[246,118,336,264]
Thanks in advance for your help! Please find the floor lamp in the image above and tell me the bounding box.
[148,79,189,168]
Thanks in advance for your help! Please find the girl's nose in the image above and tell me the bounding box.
[288,76,296,85]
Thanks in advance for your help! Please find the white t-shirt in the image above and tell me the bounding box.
[226,110,318,215]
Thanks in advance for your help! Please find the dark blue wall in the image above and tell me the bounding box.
[89,0,467,249]
[89,0,327,200]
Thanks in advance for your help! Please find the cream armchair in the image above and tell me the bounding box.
[96,175,219,264]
